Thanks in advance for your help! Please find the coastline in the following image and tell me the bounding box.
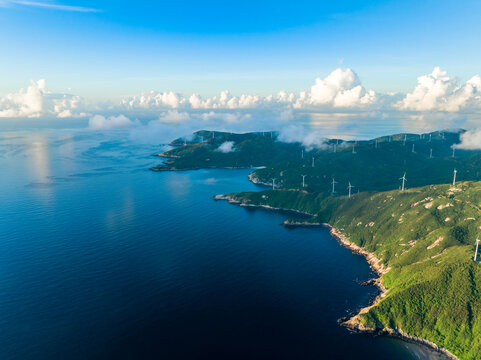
[214,193,459,360]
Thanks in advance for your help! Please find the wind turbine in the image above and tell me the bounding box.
[453,169,457,186]
[475,238,480,261]
[347,182,354,198]
[375,139,378,149]
[429,134,432,142]
[400,172,407,192]
[301,175,307,188]
[301,149,304,159]
[352,143,356,154]
[331,178,338,194]
[430,148,433,158]
[412,144,415,153]
[312,157,315,167]
[272,178,276,190]
[403,135,407,146]
[452,147,456,158]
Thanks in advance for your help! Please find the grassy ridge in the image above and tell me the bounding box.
[226,183,481,359]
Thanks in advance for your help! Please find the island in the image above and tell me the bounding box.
[152,130,481,360]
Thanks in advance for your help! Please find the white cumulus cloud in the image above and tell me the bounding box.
[294,68,377,109]
[453,129,481,150]
[0,79,47,118]
[396,67,481,112]
[217,141,235,153]
[0,79,87,118]
[277,125,329,150]
[88,114,135,130]
[122,91,184,109]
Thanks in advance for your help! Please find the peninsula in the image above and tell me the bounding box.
[152,130,481,360]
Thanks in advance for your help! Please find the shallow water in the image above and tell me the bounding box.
[0,129,447,359]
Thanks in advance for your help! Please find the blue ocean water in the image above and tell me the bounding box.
[0,129,444,359]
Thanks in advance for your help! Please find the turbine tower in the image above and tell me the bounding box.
[412,144,415,153]
[430,148,433,158]
[272,178,276,190]
[312,157,315,167]
[331,178,338,194]
[452,147,456,158]
[429,134,432,142]
[301,175,307,188]
[400,172,407,192]
[403,135,407,146]
[453,169,457,186]
[347,182,354,198]
[375,139,378,149]
[475,238,480,261]
[352,143,356,154]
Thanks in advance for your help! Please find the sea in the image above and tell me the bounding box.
[0,127,447,359]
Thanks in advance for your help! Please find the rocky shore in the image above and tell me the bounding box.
[325,226,458,360]
[214,193,459,360]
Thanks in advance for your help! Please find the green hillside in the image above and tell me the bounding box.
[223,183,481,359]
[153,129,481,359]
[153,130,481,193]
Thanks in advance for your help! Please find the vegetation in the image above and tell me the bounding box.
[226,184,481,359]
[154,129,481,359]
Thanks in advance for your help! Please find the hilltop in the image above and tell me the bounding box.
[152,130,481,193]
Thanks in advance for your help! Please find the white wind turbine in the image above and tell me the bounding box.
[412,144,415,153]
[475,238,480,261]
[453,169,457,186]
[301,175,307,188]
[352,142,356,154]
[400,172,407,192]
[430,148,433,158]
[272,178,276,190]
[452,147,456,158]
[403,135,407,146]
[347,182,354,198]
[331,178,338,194]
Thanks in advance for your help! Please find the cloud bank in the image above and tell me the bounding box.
[3,67,481,139]
[88,114,135,130]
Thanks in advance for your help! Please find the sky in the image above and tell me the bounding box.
[1,0,481,140]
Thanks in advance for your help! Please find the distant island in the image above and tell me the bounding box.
[152,130,481,360]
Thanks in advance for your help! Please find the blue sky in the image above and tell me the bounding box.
[2,0,481,143]
[1,0,481,99]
